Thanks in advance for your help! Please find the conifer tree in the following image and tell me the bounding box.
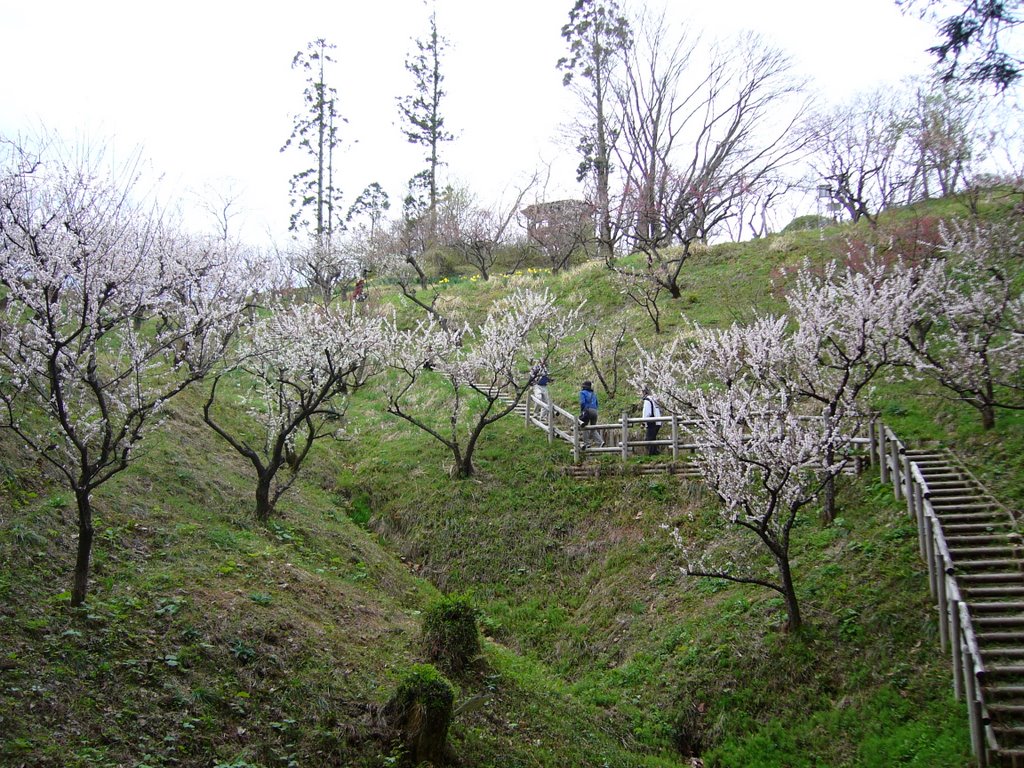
[282,38,346,245]
[397,12,454,240]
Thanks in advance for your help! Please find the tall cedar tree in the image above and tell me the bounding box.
[282,38,346,245]
[557,0,632,262]
[397,12,454,241]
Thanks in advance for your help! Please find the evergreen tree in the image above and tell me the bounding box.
[557,0,632,262]
[397,11,454,240]
[282,38,346,245]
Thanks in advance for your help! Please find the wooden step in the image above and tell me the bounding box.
[963,586,1024,598]
[981,665,1024,678]
[986,685,1024,698]
[950,546,1019,557]
[943,523,1014,534]
[974,616,1024,628]
[938,511,1005,523]
[955,559,1024,571]
[982,649,1024,659]
[989,704,1024,714]
[977,632,1024,643]
[960,572,1024,583]
[970,602,1024,612]
[930,501,997,512]
[948,534,1021,544]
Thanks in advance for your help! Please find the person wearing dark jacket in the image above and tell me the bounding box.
[578,380,604,447]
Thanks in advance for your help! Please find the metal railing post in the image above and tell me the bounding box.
[902,451,913,505]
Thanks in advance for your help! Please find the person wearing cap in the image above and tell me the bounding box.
[578,380,603,447]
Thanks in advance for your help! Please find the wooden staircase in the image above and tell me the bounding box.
[900,444,1024,766]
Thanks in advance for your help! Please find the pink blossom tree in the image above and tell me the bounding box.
[0,140,248,606]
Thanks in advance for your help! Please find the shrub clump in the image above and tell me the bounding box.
[385,663,456,766]
[422,592,480,675]
[782,214,831,233]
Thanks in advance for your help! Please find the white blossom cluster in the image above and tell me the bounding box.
[901,220,1024,427]
[0,142,250,485]
[634,257,921,627]
[234,303,384,453]
[379,287,580,476]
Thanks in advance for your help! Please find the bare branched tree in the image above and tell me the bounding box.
[617,30,807,297]
[804,89,911,226]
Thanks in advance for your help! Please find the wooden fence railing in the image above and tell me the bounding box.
[527,392,875,466]
[525,392,698,463]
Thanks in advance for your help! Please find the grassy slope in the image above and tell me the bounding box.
[2,191,1018,767]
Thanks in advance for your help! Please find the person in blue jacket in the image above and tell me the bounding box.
[578,380,604,447]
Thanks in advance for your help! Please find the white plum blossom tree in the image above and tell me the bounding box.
[203,303,382,521]
[786,258,920,521]
[381,288,580,478]
[643,321,839,630]
[902,220,1024,429]
[635,253,922,628]
[637,317,843,632]
[680,387,844,632]
[0,139,249,606]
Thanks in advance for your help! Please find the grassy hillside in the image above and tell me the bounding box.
[2,190,1020,767]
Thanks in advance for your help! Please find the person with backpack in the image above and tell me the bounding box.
[578,380,603,448]
[641,387,662,455]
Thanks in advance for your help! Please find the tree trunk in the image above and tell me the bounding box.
[776,553,803,632]
[71,487,94,607]
[407,256,428,291]
[455,454,474,479]
[255,473,275,522]
[980,403,996,430]
[820,476,837,525]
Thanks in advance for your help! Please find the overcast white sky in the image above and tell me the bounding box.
[1,0,939,246]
